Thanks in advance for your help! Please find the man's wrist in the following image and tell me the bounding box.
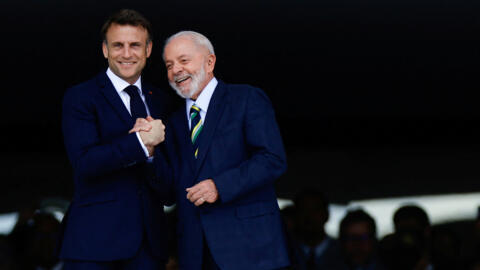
[135,132,151,157]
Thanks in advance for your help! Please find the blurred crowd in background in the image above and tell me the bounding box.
[1,188,480,270]
[282,188,480,270]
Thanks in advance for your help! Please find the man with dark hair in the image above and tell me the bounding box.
[339,209,377,239]
[338,209,386,270]
[60,9,172,269]
[379,204,432,270]
[292,188,342,270]
[393,205,430,235]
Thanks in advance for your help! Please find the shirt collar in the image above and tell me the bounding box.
[186,77,218,116]
[300,236,332,258]
[106,68,142,95]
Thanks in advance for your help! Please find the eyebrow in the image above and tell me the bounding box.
[110,41,142,45]
[165,54,191,63]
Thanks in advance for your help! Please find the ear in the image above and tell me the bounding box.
[146,41,153,58]
[102,41,108,59]
[206,54,216,73]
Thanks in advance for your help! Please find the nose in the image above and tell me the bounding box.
[172,64,183,74]
[122,46,132,58]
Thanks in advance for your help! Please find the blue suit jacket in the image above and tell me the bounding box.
[60,72,171,261]
[158,80,291,269]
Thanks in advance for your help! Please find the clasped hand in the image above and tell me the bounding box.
[131,118,219,206]
[129,116,165,156]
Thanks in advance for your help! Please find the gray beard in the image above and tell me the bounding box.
[170,66,206,99]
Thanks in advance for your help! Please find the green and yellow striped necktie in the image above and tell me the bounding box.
[190,104,203,158]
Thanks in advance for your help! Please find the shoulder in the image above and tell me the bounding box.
[64,74,101,100]
[222,81,263,95]
[62,74,106,111]
[220,81,271,105]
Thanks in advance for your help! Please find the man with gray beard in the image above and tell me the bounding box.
[132,31,291,269]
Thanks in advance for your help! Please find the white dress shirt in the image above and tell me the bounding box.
[186,77,218,129]
[106,68,150,157]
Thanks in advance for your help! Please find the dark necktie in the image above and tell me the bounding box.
[190,104,203,158]
[124,85,147,119]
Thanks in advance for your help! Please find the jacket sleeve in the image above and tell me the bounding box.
[62,87,147,181]
[213,87,287,203]
[151,139,176,206]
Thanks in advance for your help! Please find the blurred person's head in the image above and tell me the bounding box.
[378,204,432,270]
[379,228,427,270]
[293,188,329,245]
[393,204,430,237]
[339,209,377,268]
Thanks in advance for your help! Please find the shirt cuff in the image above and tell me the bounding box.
[135,131,150,157]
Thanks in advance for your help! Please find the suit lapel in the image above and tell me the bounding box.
[194,81,228,174]
[143,88,159,119]
[97,72,134,127]
[141,80,162,119]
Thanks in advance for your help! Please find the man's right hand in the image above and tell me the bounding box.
[129,117,166,155]
[129,117,154,133]
[139,119,165,147]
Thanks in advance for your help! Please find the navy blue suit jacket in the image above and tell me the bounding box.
[60,72,171,262]
[157,80,291,269]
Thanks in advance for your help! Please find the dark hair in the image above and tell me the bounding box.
[293,187,329,210]
[339,209,377,240]
[101,9,153,43]
[393,205,430,231]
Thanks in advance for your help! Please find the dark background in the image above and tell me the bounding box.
[2,0,480,213]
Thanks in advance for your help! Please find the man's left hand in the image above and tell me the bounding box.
[129,116,154,134]
[186,179,219,206]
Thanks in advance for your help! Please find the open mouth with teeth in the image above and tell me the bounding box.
[119,61,136,66]
[175,75,191,85]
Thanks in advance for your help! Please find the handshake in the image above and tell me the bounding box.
[129,116,165,156]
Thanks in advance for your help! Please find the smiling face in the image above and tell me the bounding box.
[102,23,152,84]
[163,35,215,100]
